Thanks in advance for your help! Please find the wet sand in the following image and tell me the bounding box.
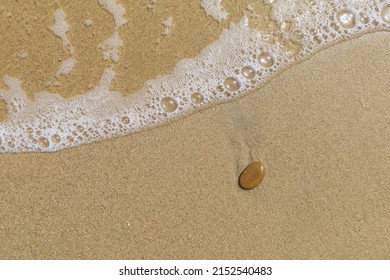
[0,30,389,259]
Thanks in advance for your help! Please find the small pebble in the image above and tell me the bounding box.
[239,161,265,190]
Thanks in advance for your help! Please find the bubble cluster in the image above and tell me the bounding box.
[0,0,388,153]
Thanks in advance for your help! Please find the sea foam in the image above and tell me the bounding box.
[0,0,389,153]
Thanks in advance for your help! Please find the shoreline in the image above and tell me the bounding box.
[1,32,389,259]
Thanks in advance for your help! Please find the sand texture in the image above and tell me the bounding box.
[0,30,389,259]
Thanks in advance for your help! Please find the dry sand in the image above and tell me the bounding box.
[0,1,389,260]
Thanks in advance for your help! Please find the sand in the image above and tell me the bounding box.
[0,2,389,260]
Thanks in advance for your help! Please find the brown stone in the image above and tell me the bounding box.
[239,161,265,190]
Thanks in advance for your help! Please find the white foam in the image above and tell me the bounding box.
[97,1,127,64]
[85,19,93,26]
[98,31,123,63]
[18,50,28,59]
[201,0,229,21]
[56,58,77,78]
[50,9,77,82]
[98,0,128,28]
[50,9,70,48]
[147,0,157,11]
[246,4,254,12]
[162,16,174,35]
[0,0,389,153]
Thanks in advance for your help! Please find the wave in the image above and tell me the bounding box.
[0,0,389,153]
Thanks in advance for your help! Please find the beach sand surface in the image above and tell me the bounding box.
[0,31,389,259]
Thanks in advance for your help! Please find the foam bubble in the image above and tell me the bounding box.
[121,116,130,124]
[52,134,61,143]
[258,53,274,68]
[39,137,50,149]
[241,66,256,80]
[224,77,240,92]
[161,97,178,113]
[359,12,370,24]
[337,10,356,29]
[191,92,204,104]
[381,5,390,23]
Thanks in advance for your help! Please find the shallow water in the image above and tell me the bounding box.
[0,0,389,153]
